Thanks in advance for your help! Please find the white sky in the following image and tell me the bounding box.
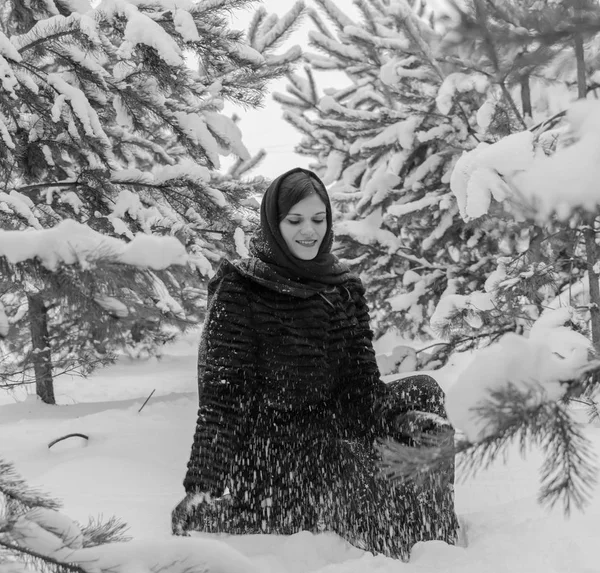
[225,0,356,178]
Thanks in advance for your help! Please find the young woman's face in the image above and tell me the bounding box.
[279,194,327,260]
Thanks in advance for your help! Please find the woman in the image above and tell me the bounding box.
[172,168,458,560]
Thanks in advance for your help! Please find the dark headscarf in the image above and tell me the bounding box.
[233,168,351,297]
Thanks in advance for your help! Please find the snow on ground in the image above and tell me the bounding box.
[2,331,600,572]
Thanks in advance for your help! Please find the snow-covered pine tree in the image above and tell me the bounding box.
[380,0,600,515]
[425,0,600,362]
[278,0,600,370]
[0,221,193,403]
[0,0,304,402]
[274,0,517,365]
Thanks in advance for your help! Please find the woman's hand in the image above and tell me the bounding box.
[391,410,453,446]
[172,491,210,535]
[376,411,455,485]
[171,491,232,535]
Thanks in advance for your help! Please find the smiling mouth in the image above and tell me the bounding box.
[297,240,317,247]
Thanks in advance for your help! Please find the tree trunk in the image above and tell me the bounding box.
[573,29,587,101]
[572,12,600,350]
[520,74,532,119]
[27,293,55,404]
[583,222,600,350]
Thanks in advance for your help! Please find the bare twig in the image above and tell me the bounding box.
[138,389,156,413]
[48,434,89,449]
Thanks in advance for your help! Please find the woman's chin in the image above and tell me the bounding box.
[292,249,319,261]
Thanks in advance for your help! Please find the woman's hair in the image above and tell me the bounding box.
[277,171,329,222]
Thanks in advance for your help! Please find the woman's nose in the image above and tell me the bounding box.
[300,222,317,235]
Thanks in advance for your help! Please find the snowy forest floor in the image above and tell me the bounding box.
[2,332,600,573]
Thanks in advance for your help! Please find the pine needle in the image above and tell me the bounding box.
[0,459,60,514]
[379,384,598,515]
[79,515,131,547]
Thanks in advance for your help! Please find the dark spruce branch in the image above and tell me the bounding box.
[381,383,598,515]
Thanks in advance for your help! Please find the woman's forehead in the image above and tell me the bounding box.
[286,194,327,215]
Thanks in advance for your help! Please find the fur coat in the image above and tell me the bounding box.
[179,260,458,559]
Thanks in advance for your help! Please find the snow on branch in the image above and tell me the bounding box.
[227,42,265,65]
[343,25,410,51]
[450,131,535,221]
[336,209,399,249]
[436,72,489,115]
[313,0,355,32]
[318,95,380,120]
[403,154,445,190]
[384,0,440,70]
[203,111,250,161]
[387,193,443,218]
[273,92,311,111]
[449,97,600,223]
[0,301,8,338]
[321,149,345,185]
[172,8,201,42]
[0,191,40,228]
[247,5,266,48]
[362,117,420,150]
[307,7,335,39]
[514,99,600,221]
[252,1,305,53]
[0,220,188,272]
[227,148,266,179]
[0,29,22,62]
[285,70,317,103]
[264,44,302,66]
[446,328,591,442]
[47,74,110,144]
[173,112,221,168]
[0,55,19,97]
[308,30,363,62]
[282,110,315,135]
[430,291,496,334]
[98,2,184,66]
[0,112,15,149]
[302,51,340,70]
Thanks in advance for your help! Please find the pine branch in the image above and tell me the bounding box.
[304,66,318,104]
[0,459,60,514]
[254,1,305,53]
[307,8,335,39]
[470,385,597,513]
[247,6,267,48]
[0,539,87,573]
[79,515,130,547]
[378,430,456,481]
[227,149,266,179]
[380,383,598,514]
[537,402,597,512]
[272,92,311,110]
[17,29,80,55]
[353,0,378,35]
[308,30,363,63]
[314,0,355,32]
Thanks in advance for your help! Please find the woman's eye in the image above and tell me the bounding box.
[285,217,324,225]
